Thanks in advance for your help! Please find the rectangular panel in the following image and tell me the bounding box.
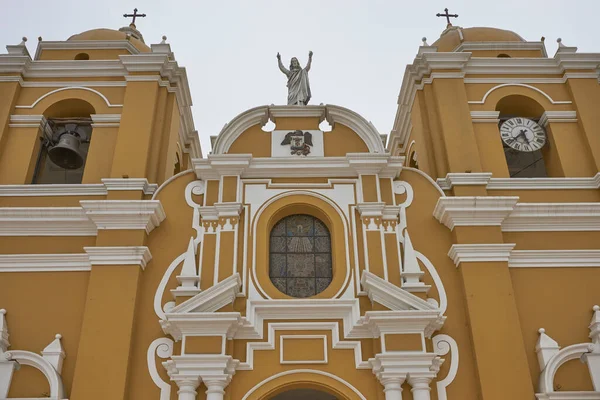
[280,335,328,364]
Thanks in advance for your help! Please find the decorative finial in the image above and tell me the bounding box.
[538,328,545,334]
[557,38,564,47]
[0,309,5,315]
[436,7,459,27]
[541,36,545,42]
[55,334,62,339]
[161,35,167,44]
[19,37,27,46]
[594,305,600,312]
[421,37,429,46]
[38,36,43,42]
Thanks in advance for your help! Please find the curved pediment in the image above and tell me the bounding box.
[212,104,386,156]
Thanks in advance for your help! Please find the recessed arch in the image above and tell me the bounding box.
[251,191,352,300]
[241,369,367,400]
[469,83,572,106]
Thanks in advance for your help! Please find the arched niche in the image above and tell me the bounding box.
[32,98,96,184]
[252,193,351,300]
[22,87,119,115]
[495,94,553,177]
[242,370,366,400]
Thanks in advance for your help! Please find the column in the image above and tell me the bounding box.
[408,376,432,400]
[565,78,600,170]
[176,379,200,400]
[381,377,404,400]
[470,111,509,177]
[205,379,228,400]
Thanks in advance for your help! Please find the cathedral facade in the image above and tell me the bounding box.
[0,20,599,400]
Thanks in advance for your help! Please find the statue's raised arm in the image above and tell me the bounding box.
[277,52,290,77]
[305,51,313,72]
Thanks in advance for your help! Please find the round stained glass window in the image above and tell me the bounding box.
[269,214,332,298]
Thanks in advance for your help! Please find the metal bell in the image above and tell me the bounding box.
[48,131,84,170]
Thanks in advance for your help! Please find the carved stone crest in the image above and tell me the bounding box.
[280,130,313,156]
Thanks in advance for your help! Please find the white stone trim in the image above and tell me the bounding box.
[453,41,548,57]
[101,178,158,194]
[84,246,152,269]
[0,184,107,197]
[509,250,600,268]
[193,153,404,180]
[146,338,175,400]
[502,203,600,232]
[433,196,519,230]
[34,40,140,60]
[0,253,91,272]
[470,111,500,123]
[436,173,493,190]
[279,335,328,364]
[241,369,367,400]
[80,200,166,234]
[468,83,572,105]
[433,334,459,400]
[539,111,578,127]
[212,104,386,155]
[14,86,123,109]
[487,174,600,190]
[448,244,516,266]
[0,207,96,236]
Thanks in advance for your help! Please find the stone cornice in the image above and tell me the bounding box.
[80,200,166,234]
[0,207,96,236]
[100,178,158,194]
[502,203,600,231]
[193,153,404,180]
[448,244,516,266]
[33,40,141,60]
[436,173,600,190]
[509,250,600,268]
[433,196,519,230]
[84,246,152,269]
[0,253,92,272]
[0,178,160,197]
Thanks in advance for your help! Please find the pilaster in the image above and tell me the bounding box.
[0,116,44,184]
[565,78,600,171]
[110,79,161,178]
[71,246,152,400]
[431,78,483,174]
[470,111,509,178]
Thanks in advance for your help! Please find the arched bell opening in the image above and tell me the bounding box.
[32,98,95,184]
[495,94,552,178]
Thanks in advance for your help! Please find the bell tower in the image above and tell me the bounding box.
[0,21,200,192]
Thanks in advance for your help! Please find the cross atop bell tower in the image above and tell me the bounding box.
[123,8,146,27]
[436,7,459,27]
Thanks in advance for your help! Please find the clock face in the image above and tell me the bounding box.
[500,117,546,152]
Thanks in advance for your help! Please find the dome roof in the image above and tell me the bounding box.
[432,26,525,52]
[67,28,150,53]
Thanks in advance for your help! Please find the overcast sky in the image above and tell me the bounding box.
[2,0,598,155]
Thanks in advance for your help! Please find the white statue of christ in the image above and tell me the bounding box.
[277,51,313,106]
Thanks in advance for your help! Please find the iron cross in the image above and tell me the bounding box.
[123,8,146,25]
[436,8,458,25]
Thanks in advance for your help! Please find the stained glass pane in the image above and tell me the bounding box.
[269,214,332,297]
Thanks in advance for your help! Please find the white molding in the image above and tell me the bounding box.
[19,80,127,87]
[171,274,241,314]
[539,110,578,127]
[468,83,572,105]
[487,174,600,190]
[241,369,367,400]
[502,203,600,231]
[436,173,493,190]
[101,178,158,194]
[84,246,152,269]
[433,334,459,400]
[448,244,516,266]
[433,196,519,230]
[0,207,96,236]
[361,271,439,312]
[0,184,106,197]
[453,41,548,57]
[90,114,121,123]
[536,393,600,399]
[212,104,386,155]
[509,250,600,268]
[147,337,175,400]
[470,111,500,123]
[0,253,91,272]
[80,200,166,233]
[279,335,328,364]
[15,86,123,109]
[34,40,140,60]
[193,153,403,180]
